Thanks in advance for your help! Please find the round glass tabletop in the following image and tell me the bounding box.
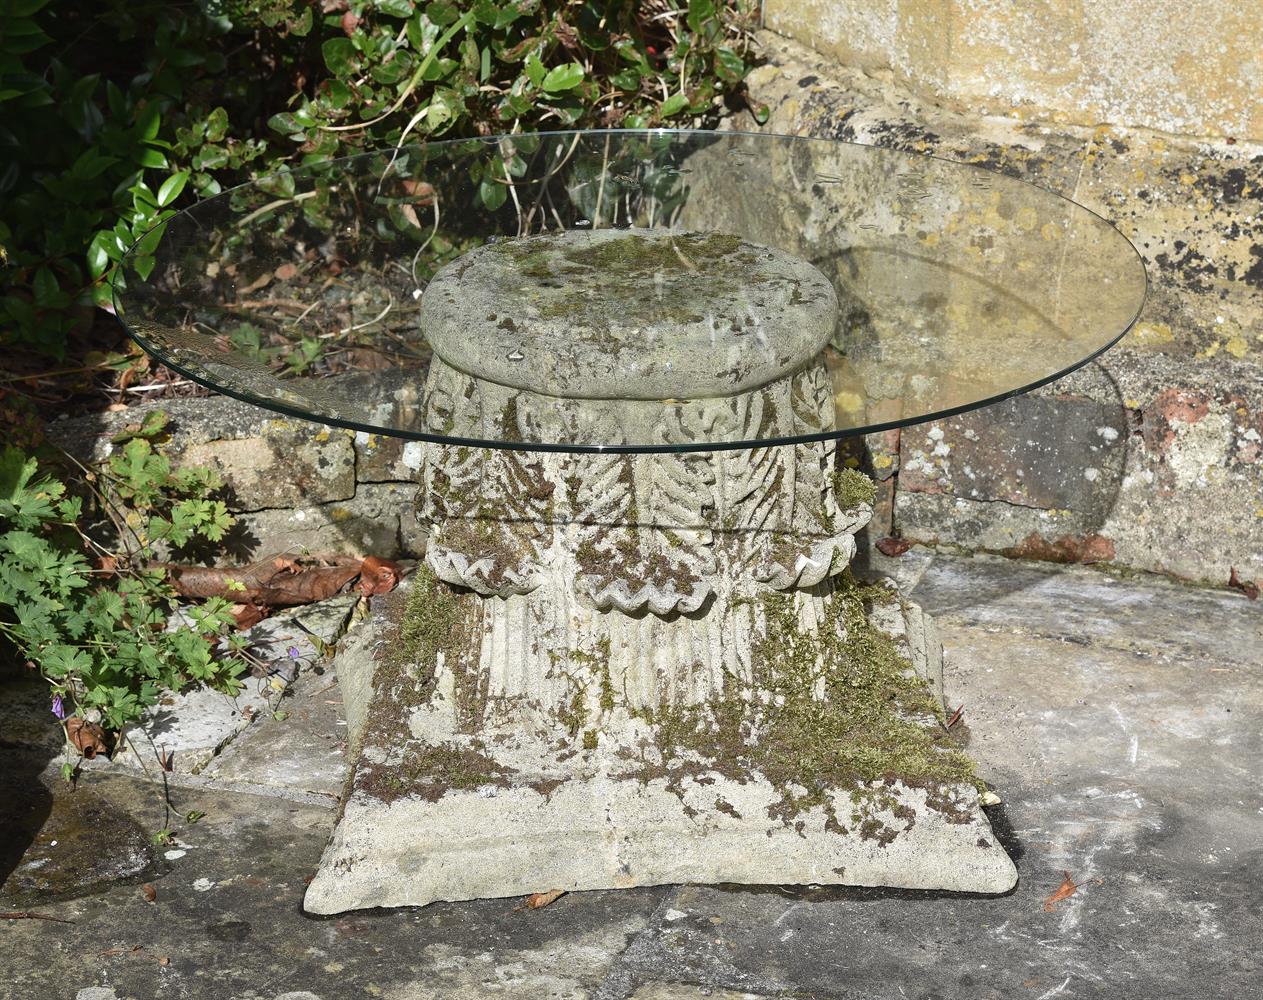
[114,129,1147,454]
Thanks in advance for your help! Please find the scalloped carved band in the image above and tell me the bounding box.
[418,357,868,615]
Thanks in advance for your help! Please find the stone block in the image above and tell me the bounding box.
[763,2,1263,137]
[108,596,357,776]
[233,482,415,561]
[739,33,1263,589]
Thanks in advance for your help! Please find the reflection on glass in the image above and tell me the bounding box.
[115,130,1146,453]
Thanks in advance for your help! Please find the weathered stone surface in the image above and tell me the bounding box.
[235,481,419,560]
[737,31,1263,590]
[304,582,1010,915]
[200,666,348,801]
[44,373,427,562]
[4,552,1261,1000]
[764,1,1263,138]
[107,596,357,777]
[311,251,1013,912]
[180,425,355,510]
[419,229,837,399]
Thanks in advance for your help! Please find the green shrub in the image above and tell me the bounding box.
[1,0,762,360]
[0,415,247,742]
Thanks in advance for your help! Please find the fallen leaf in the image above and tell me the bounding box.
[517,888,565,911]
[358,556,403,596]
[945,704,965,729]
[274,262,299,282]
[401,179,436,205]
[346,348,394,371]
[158,956,170,967]
[236,269,274,296]
[1228,567,1259,600]
[1043,871,1078,911]
[65,717,108,759]
[142,884,157,903]
[398,202,421,229]
[875,536,914,557]
[228,601,269,629]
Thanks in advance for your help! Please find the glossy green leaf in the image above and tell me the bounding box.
[322,37,358,78]
[157,171,189,207]
[424,0,459,26]
[542,61,584,92]
[478,177,506,211]
[375,0,414,17]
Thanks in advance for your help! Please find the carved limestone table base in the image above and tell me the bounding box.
[304,356,1016,915]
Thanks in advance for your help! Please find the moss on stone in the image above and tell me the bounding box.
[834,467,877,510]
[388,742,516,803]
[639,570,978,835]
[354,567,499,804]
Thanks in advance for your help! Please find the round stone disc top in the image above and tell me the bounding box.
[419,228,838,400]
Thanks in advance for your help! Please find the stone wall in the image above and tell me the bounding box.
[733,32,1263,591]
[763,0,1263,139]
[48,380,427,564]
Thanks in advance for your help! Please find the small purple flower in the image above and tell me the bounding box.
[51,694,66,720]
[287,646,301,660]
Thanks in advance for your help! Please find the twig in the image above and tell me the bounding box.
[330,293,394,339]
[1,911,74,923]
[593,133,611,229]
[237,190,318,229]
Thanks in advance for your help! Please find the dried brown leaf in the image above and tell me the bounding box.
[875,536,914,557]
[228,602,269,630]
[141,884,157,903]
[160,553,362,606]
[273,262,299,282]
[358,556,402,596]
[519,888,565,911]
[1043,871,1078,911]
[65,717,108,759]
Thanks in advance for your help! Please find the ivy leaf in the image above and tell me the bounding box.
[375,0,414,17]
[424,0,459,26]
[542,62,584,93]
[478,177,506,211]
[524,52,547,88]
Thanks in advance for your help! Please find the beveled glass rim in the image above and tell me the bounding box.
[113,127,1149,455]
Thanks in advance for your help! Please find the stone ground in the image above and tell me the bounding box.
[2,550,1260,1000]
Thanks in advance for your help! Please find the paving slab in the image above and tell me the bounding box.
[109,596,358,778]
[2,552,1260,1000]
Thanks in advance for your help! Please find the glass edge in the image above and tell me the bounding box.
[112,127,1151,455]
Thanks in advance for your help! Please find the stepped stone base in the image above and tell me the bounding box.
[304,581,1016,915]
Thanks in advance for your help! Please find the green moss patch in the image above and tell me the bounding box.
[639,571,978,835]
[353,566,500,804]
